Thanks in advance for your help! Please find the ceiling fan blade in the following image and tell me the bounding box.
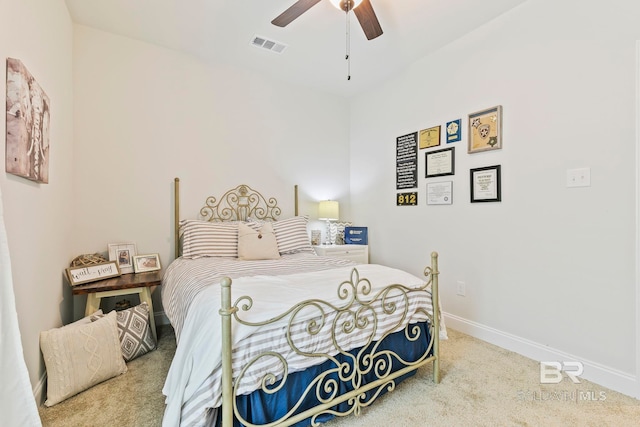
[353,0,383,40]
[272,0,323,27]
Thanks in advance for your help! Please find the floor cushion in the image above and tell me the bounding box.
[40,310,127,406]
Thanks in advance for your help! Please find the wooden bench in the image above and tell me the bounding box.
[71,270,162,341]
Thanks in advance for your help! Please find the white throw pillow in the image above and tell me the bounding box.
[40,310,127,406]
[238,221,281,260]
[249,216,314,255]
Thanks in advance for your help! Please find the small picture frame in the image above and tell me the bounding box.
[445,119,462,143]
[427,181,453,205]
[425,147,455,178]
[470,165,502,203]
[419,125,441,149]
[310,229,321,246]
[133,253,162,273]
[108,242,137,274]
[468,105,502,153]
[66,261,121,286]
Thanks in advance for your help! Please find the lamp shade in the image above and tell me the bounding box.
[318,200,339,221]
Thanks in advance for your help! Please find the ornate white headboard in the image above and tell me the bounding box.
[173,178,298,259]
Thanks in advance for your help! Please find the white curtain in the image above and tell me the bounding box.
[0,186,42,426]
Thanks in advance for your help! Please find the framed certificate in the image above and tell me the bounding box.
[425,147,455,178]
[419,125,441,149]
[427,181,453,205]
[470,165,501,203]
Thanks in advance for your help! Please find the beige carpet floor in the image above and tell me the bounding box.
[39,325,640,426]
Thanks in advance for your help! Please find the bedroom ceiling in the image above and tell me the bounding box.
[64,0,527,98]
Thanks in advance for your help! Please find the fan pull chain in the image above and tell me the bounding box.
[345,6,351,80]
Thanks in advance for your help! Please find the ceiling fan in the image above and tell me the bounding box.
[271,0,383,40]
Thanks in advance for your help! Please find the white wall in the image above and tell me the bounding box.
[4,0,640,405]
[71,26,352,320]
[349,0,640,396]
[0,0,74,399]
[1,3,351,401]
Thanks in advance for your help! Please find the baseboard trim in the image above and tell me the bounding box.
[444,312,639,399]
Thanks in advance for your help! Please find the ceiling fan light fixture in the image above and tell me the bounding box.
[271,0,383,40]
[329,0,363,12]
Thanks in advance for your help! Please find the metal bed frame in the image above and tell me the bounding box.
[172,178,441,427]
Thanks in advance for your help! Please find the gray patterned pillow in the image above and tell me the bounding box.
[92,302,156,362]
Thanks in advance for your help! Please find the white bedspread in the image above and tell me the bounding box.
[163,253,356,341]
[162,255,445,426]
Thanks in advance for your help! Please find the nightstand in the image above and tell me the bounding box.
[71,270,162,341]
[313,244,369,264]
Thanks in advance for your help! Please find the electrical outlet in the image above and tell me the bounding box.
[456,281,466,296]
[566,167,591,188]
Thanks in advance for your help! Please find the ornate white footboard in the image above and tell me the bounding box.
[218,252,441,427]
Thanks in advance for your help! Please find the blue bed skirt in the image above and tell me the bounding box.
[218,321,432,427]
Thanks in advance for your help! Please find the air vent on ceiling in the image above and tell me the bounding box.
[250,35,287,54]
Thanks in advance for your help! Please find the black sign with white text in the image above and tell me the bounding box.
[396,132,418,190]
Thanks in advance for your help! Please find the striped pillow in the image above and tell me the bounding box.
[250,216,313,255]
[180,220,238,258]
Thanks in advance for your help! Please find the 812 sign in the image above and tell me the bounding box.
[397,192,417,206]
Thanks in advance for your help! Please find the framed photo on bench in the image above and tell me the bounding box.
[133,254,162,273]
[108,242,137,274]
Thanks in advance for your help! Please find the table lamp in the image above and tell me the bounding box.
[318,200,339,245]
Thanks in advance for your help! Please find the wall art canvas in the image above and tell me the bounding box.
[6,58,50,183]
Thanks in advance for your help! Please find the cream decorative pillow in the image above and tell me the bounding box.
[249,216,313,255]
[40,310,127,406]
[238,221,281,260]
